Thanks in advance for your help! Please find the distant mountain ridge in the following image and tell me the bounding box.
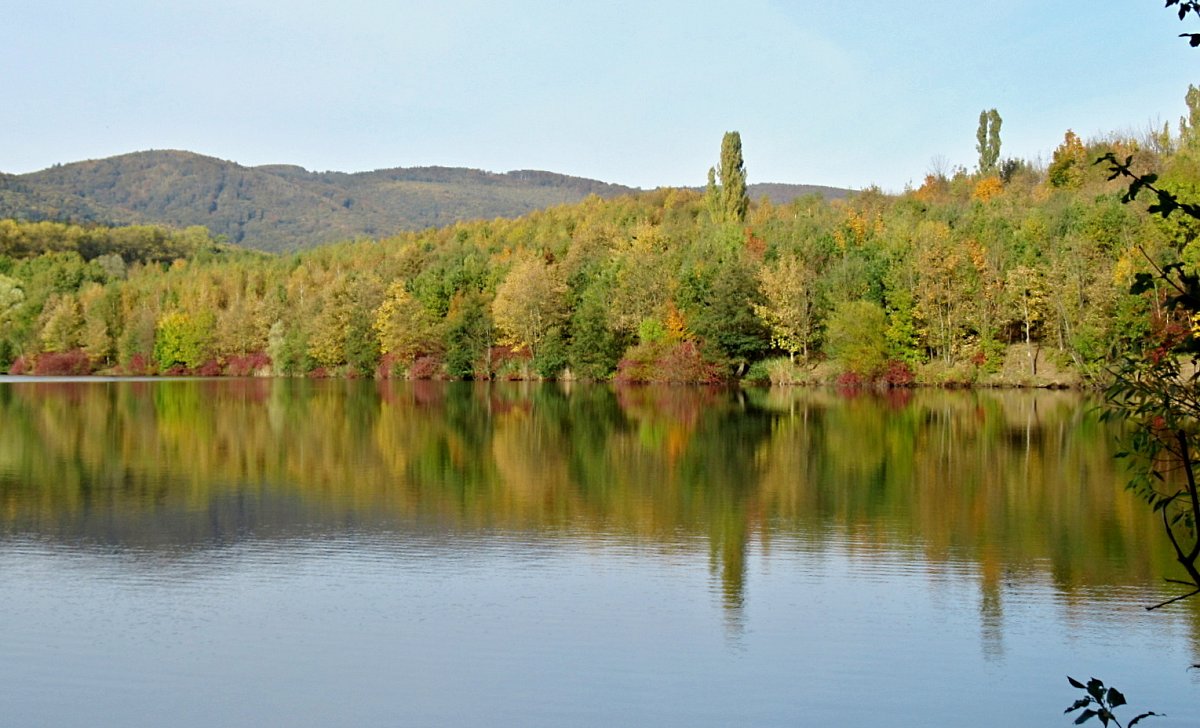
[0,150,851,252]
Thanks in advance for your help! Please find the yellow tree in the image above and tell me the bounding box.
[1004,265,1047,376]
[913,221,975,364]
[38,293,83,353]
[492,254,568,366]
[0,274,25,331]
[607,223,674,335]
[1047,130,1087,189]
[78,283,115,366]
[373,281,442,365]
[753,253,819,361]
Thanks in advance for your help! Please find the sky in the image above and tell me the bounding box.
[2,1,1197,192]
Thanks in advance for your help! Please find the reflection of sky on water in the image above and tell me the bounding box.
[2,533,1198,728]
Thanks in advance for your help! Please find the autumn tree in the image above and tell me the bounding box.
[38,293,83,353]
[307,272,383,374]
[913,221,976,364]
[1004,265,1047,376]
[78,283,116,366]
[373,281,442,368]
[606,224,675,336]
[492,254,569,373]
[1048,130,1088,189]
[753,253,820,361]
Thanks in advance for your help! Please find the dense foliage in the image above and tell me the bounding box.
[3,98,1200,384]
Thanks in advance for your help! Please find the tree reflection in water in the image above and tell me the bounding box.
[0,379,1187,647]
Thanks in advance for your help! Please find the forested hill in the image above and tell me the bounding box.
[0,151,850,252]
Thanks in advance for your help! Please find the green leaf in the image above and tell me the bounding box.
[1068,676,1086,689]
[1076,708,1098,724]
[1129,711,1161,727]
[1087,678,1105,701]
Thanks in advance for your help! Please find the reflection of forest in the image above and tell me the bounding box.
[0,380,1179,616]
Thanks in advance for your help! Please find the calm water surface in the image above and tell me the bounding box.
[1,378,1198,727]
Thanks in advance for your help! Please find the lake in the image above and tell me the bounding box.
[1,378,1197,727]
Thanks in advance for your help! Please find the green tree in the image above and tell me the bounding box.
[704,167,721,223]
[717,131,749,224]
[825,299,888,377]
[976,109,1003,175]
[1180,83,1200,151]
[445,291,494,379]
[154,311,214,370]
[0,273,25,368]
[568,281,624,380]
[0,273,25,333]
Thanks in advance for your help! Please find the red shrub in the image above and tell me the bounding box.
[615,341,725,384]
[8,356,32,375]
[224,352,271,377]
[125,353,153,376]
[835,371,865,393]
[658,341,724,384]
[195,359,223,377]
[376,353,402,380]
[614,343,665,384]
[881,360,915,387]
[407,355,442,380]
[33,350,92,376]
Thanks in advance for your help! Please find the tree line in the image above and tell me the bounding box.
[3,97,1200,385]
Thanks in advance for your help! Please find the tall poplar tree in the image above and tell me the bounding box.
[717,131,748,223]
[976,109,1002,175]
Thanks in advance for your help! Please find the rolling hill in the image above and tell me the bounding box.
[0,150,851,252]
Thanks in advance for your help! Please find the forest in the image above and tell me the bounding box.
[2,90,1199,386]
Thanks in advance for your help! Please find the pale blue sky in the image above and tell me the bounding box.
[3,1,1196,191]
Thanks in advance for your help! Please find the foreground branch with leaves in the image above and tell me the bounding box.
[1065,677,1161,727]
[1097,152,1200,609]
